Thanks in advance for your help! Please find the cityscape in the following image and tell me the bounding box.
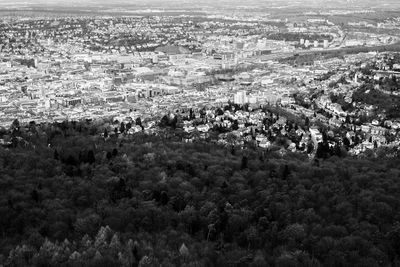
[1,0,400,266]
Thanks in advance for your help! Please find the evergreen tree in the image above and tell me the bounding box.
[87,150,95,164]
[241,156,248,170]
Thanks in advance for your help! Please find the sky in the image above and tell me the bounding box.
[0,0,391,4]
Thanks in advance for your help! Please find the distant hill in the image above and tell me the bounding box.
[8,0,400,8]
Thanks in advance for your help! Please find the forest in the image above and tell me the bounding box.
[352,83,400,119]
[1,119,400,266]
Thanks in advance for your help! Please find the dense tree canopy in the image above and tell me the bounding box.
[1,120,400,266]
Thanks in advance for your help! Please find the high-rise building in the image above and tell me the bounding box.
[354,73,359,83]
[323,40,329,49]
[152,54,158,64]
[234,91,247,105]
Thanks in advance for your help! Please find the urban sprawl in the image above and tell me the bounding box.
[1,8,400,157]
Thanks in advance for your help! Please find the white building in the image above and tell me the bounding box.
[234,91,247,105]
[309,126,323,147]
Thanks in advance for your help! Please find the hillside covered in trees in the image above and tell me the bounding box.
[1,120,400,266]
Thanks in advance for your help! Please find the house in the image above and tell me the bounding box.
[328,103,346,116]
[329,118,342,128]
[361,141,374,151]
[296,128,306,136]
[197,124,210,133]
[384,120,393,128]
[370,126,386,136]
[259,139,271,148]
[256,134,267,142]
[309,126,323,146]
[276,117,287,126]
[243,135,253,142]
[361,124,371,133]
[288,143,297,152]
[184,125,195,133]
[371,119,380,126]
[128,125,142,134]
[392,122,400,130]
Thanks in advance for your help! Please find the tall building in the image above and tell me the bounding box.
[234,91,247,105]
[152,54,158,64]
[323,40,329,49]
[354,73,359,83]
